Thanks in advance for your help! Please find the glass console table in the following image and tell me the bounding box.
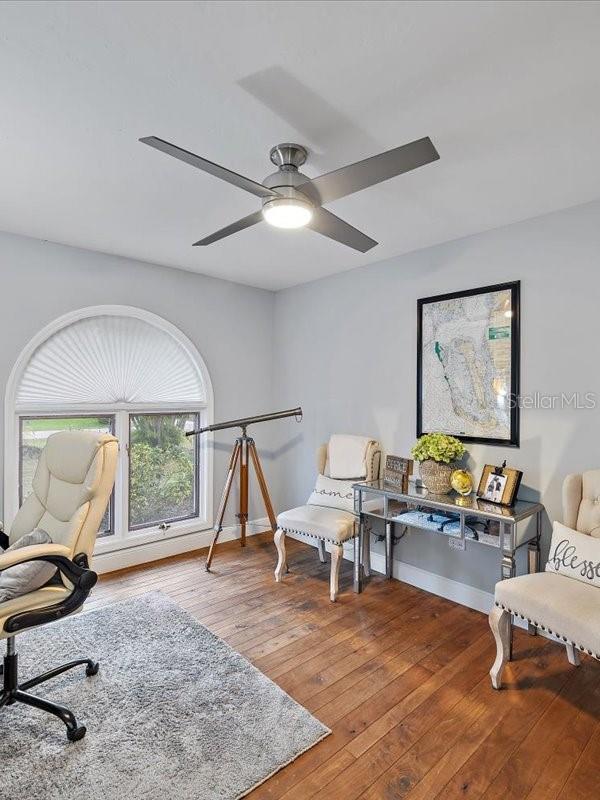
[352,479,544,606]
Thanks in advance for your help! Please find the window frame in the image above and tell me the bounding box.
[127,411,201,532]
[4,306,214,556]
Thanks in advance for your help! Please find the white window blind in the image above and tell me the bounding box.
[16,315,206,408]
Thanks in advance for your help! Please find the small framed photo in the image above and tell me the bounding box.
[477,464,522,506]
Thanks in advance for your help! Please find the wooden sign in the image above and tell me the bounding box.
[384,456,413,492]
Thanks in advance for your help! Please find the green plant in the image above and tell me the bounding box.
[411,433,465,464]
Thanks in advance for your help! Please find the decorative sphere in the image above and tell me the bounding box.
[450,469,473,496]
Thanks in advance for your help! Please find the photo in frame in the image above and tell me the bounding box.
[417,281,520,446]
[477,463,523,506]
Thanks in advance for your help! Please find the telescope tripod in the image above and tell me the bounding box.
[206,431,277,571]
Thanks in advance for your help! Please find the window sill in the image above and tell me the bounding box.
[94,518,212,556]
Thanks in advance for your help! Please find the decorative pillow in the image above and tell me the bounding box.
[0,529,56,604]
[545,520,600,588]
[308,474,355,513]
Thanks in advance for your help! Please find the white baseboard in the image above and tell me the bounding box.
[94,517,270,575]
[341,543,531,631]
[292,536,495,615]
[369,550,495,615]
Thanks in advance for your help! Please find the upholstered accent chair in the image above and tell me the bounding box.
[489,470,600,689]
[274,437,381,601]
[0,431,118,740]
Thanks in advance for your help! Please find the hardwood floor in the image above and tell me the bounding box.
[93,533,600,799]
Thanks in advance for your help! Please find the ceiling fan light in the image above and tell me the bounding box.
[262,198,313,229]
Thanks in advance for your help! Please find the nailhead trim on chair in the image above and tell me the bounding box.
[494,601,600,661]
[369,448,379,482]
[279,525,357,545]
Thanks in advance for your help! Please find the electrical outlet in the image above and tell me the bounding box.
[449,537,466,551]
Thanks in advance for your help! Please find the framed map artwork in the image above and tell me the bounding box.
[417,281,520,446]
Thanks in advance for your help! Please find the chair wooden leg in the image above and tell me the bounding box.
[274,528,287,582]
[330,544,343,602]
[566,643,581,666]
[489,605,511,689]
[317,539,327,564]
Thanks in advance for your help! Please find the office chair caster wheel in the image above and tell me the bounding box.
[85,661,99,677]
[67,725,86,742]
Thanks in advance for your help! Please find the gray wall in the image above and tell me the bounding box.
[0,230,275,528]
[3,198,600,594]
[273,199,600,593]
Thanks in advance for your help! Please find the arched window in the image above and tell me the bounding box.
[4,306,213,553]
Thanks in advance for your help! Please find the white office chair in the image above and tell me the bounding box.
[0,430,118,740]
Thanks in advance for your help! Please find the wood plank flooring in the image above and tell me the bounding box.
[93,533,600,799]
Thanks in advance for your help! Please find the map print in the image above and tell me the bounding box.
[421,288,512,440]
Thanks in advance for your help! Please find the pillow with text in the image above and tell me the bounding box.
[545,520,600,588]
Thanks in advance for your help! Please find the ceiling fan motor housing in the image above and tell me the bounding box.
[269,143,307,170]
[262,143,317,211]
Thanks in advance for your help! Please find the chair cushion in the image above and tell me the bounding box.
[277,505,356,543]
[10,431,117,552]
[495,572,600,657]
[328,434,374,479]
[307,475,355,512]
[0,529,55,604]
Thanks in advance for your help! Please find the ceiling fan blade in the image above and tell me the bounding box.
[308,207,377,252]
[193,210,264,246]
[140,136,279,200]
[303,136,439,205]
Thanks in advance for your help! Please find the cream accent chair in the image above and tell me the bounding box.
[489,470,600,689]
[274,440,381,601]
[0,431,118,740]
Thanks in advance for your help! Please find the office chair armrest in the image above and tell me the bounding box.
[0,542,73,571]
[1,544,98,635]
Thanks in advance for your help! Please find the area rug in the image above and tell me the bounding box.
[1,591,330,800]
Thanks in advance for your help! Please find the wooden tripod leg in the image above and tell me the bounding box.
[239,439,248,547]
[248,439,277,533]
[206,441,240,571]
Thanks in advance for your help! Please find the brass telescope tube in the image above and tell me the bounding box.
[185,407,302,437]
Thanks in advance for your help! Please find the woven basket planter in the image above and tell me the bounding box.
[419,460,457,495]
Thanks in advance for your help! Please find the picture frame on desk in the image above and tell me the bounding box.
[416,281,520,447]
[477,463,523,506]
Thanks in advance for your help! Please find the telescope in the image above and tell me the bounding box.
[188,407,302,570]
[185,407,302,437]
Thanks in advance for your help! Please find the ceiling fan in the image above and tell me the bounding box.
[139,135,439,252]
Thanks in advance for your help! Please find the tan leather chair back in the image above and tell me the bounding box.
[562,470,600,538]
[316,439,381,482]
[10,431,119,565]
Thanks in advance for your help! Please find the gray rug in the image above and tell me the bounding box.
[1,592,330,800]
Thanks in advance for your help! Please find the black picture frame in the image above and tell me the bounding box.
[417,280,520,447]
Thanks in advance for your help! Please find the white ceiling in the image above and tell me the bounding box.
[1,1,599,291]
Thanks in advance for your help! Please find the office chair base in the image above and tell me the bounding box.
[0,638,97,741]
